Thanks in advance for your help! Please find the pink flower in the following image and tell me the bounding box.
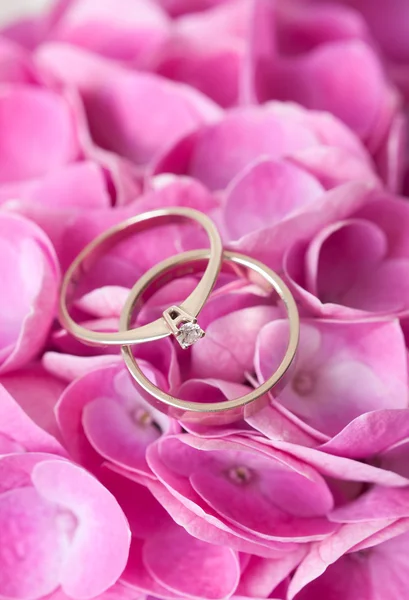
[0,385,130,599]
[289,482,409,599]
[325,0,409,102]
[146,434,335,550]
[36,44,221,168]
[284,190,409,317]
[0,46,140,213]
[0,213,59,374]
[56,362,180,478]
[256,318,408,438]
[0,84,78,185]
[102,468,241,599]
[49,0,171,64]
[153,102,377,193]
[0,453,130,599]
[156,0,254,107]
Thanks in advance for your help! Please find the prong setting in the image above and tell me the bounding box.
[163,306,205,349]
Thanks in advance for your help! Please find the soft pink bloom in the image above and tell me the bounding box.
[0,453,130,599]
[289,482,409,599]
[56,363,179,478]
[146,433,336,550]
[0,386,130,599]
[10,171,216,275]
[156,0,253,107]
[246,2,400,136]
[102,468,241,599]
[256,318,408,437]
[49,0,171,64]
[284,191,409,317]
[35,44,222,167]
[153,102,377,193]
[320,0,409,102]
[0,213,59,374]
[0,84,78,185]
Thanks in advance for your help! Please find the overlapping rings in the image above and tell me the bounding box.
[59,207,299,423]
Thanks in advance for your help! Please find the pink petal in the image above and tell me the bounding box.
[0,37,37,84]
[43,352,122,383]
[57,364,173,476]
[75,286,131,318]
[345,0,409,63]
[46,581,138,600]
[158,0,251,107]
[51,0,170,62]
[178,379,252,405]
[381,439,409,478]
[122,538,182,598]
[186,105,319,190]
[87,72,221,166]
[0,213,60,374]
[291,145,379,189]
[0,384,63,454]
[307,219,387,300]
[275,2,368,56]
[143,524,241,599]
[258,438,408,487]
[276,41,386,140]
[239,180,374,274]
[236,548,307,598]
[158,35,243,108]
[32,459,131,598]
[240,0,276,104]
[157,0,230,17]
[224,159,324,240]
[0,485,66,599]
[341,258,409,313]
[256,319,408,436]
[375,112,407,194]
[150,435,334,541]
[0,161,111,209]
[0,84,78,184]
[99,467,170,539]
[0,362,66,439]
[246,402,326,447]
[288,519,402,599]
[330,486,409,523]
[190,306,278,382]
[321,410,409,459]
[145,471,301,557]
[37,44,220,166]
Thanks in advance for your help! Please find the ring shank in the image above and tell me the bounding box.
[119,250,299,424]
[59,207,223,346]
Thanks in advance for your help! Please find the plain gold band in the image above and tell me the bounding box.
[59,207,223,346]
[119,249,299,423]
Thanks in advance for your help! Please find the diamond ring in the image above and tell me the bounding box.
[59,207,222,347]
[119,249,299,424]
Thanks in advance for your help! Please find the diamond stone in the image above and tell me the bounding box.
[176,322,205,349]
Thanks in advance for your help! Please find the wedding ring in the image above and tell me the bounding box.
[119,249,299,424]
[59,207,222,347]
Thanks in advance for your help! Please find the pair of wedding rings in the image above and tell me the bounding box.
[59,208,299,424]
